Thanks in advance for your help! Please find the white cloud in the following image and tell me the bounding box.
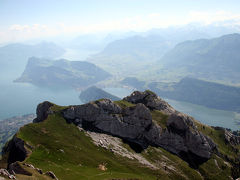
[4,24,62,43]
[1,10,240,43]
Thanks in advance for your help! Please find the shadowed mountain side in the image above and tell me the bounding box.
[149,77,240,112]
[15,57,111,88]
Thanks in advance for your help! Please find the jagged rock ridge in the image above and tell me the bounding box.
[60,90,216,167]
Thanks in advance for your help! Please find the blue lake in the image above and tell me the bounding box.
[0,81,81,120]
[0,81,239,131]
[165,99,240,131]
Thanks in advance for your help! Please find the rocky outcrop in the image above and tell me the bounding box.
[61,90,217,168]
[0,168,16,179]
[45,171,58,179]
[224,130,240,146]
[8,162,32,176]
[1,136,32,177]
[123,90,176,114]
[2,136,27,167]
[63,99,154,149]
[33,101,54,123]
[157,112,216,166]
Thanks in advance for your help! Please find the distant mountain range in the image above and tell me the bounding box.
[87,27,212,76]
[15,57,111,88]
[96,35,171,60]
[149,77,240,112]
[121,77,146,91]
[87,24,240,79]
[79,86,120,103]
[0,42,65,80]
[154,33,240,84]
[87,34,172,76]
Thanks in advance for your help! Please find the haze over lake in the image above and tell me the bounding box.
[0,80,81,120]
[0,78,239,131]
[166,99,240,131]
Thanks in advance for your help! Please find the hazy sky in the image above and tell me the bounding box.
[1,0,240,43]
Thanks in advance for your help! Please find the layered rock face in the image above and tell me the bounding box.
[63,99,154,149]
[124,91,216,166]
[59,90,216,167]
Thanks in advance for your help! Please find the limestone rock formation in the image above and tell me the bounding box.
[62,90,217,167]
[63,99,153,149]
[123,90,176,114]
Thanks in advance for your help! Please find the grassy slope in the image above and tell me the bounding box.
[1,102,238,180]
[15,106,167,180]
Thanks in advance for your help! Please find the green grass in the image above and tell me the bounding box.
[15,105,168,180]
[145,90,156,95]
[49,104,68,112]
[198,155,232,180]
[151,110,169,129]
[114,100,135,108]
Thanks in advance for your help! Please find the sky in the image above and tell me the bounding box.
[1,0,240,43]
